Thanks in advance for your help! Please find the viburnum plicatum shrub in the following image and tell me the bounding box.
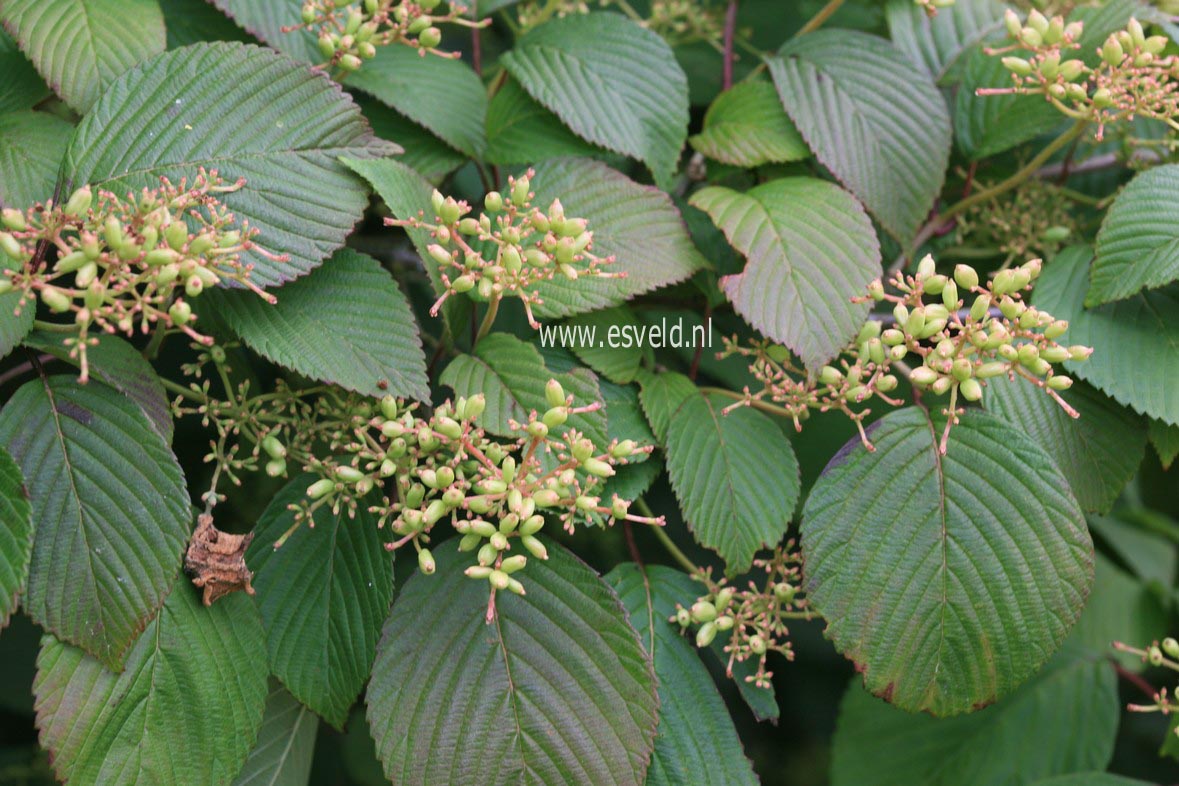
[2,0,1179,784]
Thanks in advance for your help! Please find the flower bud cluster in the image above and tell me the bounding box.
[672,544,809,690]
[0,169,282,382]
[172,359,660,613]
[387,170,621,328]
[873,255,1091,452]
[722,256,1092,453]
[1112,636,1179,739]
[955,178,1077,266]
[719,323,905,452]
[284,0,486,71]
[986,12,1178,139]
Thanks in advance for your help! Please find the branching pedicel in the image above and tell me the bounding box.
[175,347,662,615]
[722,256,1092,453]
[673,544,810,689]
[1113,637,1179,743]
[0,170,283,382]
[985,11,1178,139]
[388,170,621,330]
[284,0,488,72]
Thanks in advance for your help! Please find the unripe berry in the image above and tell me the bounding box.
[489,570,511,590]
[1163,637,1179,659]
[64,186,92,217]
[1092,88,1113,108]
[532,489,561,507]
[959,378,983,402]
[0,277,14,296]
[465,565,492,579]
[1059,60,1084,82]
[1068,345,1092,361]
[1019,27,1042,47]
[545,379,566,408]
[868,279,885,300]
[749,635,767,655]
[695,622,717,648]
[1004,8,1021,38]
[910,367,938,387]
[1,208,25,231]
[169,298,192,326]
[512,177,532,206]
[976,362,1008,379]
[338,54,362,71]
[262,435,287,459]
[676,608,691,627]
[1046,375,1073,391]
[1149,644,1164,666]
[1002,57,1033,76]
[307,478,335,499]
[418,26,442,49]
[489,531,509,551]
[1101,36,1123,66]
[185,275,204,298]
[521,534,548,559]
[265,458,287,477]
[0,233,22,260]
[520,514,544,536]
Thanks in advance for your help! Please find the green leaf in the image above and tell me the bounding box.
[527,158,708,319]
[440,333,607,445]
[0,110,72,209]
[829,647,1118,786]
[203,248,429,401]
[637,371,697,445]
[206,0,320,63]
[485,77,605,166]
[248,476,394,730]
[769,30,952,243]
[801,407,1092,715]
[359,97,466,184]
[689,80,808,167]
[606,564,759,786]
[1089,512,1177,591]
[0,376,190,669]
[954,46,1062,160]
[564,306,648,385]
[341,156,467,333]
[1089,164,1179,305]
[0,0,165,113]
[1149,418,1179,468]
[692,177,880,370]
[985,378,1145,514]
[665,392,800,574]
[1030,775,1156,786]
[63,42,397,289]
[501,12,689,185]
[885,0,1006,83]
[34,581,269,786]
[366,540,659,785]
[159,0,254,48]
[1033,245,1179,425]
[0,446,32,631]
[0,288,35,362]
[23,330,173,443]
[1072,553,1169,673]
[232,681,318,786]
[0,28,48,112]
[345,45,485,159]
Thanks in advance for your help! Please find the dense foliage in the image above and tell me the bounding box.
[0,0,1178,784]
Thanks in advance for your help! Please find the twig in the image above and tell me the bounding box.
[795,0,844,37]
[722,0,738,90]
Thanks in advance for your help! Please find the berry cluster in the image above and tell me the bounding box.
[986,11,1178,139]
[1113,636,1179,743]
[954,178,1077,266]
[387,170,620,329]
[0,170,281,382]
[722,256,1092,453]
[172,350,661,611]
[285,0,486,72]
[672,544,809,689]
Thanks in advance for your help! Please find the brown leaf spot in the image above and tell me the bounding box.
[184,514,256,606]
